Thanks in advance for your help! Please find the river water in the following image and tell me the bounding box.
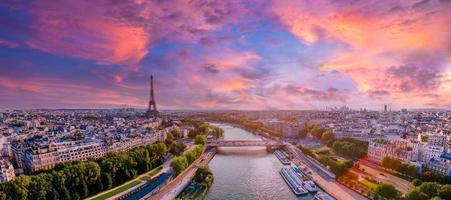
[206,123,317,200]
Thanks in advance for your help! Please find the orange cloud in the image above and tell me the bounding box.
[205,51,261,70]
[220,77,250,91]
[27,16,149,69]
[270,0,451,106]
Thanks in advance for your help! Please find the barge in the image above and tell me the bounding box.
[303,180,318,192]
[279,168,308,195]
[274,150,291,165]
[314,192,335,200]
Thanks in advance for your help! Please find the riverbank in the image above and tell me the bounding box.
[86,166,163,200]
[146,148,216,200]
[175,167,214,200]
[285,143,368,200]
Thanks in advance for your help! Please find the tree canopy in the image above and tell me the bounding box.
[404,189,428,200]
[194,167,214,187]
[374,183,400,200]
[170,145,205,176]
[418,182,441,198]
[194,135,207,145]
[0,142,168,200]
[331,138,368,160]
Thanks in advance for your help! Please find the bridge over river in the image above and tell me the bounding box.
[207,140,284,147]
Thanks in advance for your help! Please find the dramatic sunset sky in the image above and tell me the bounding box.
[0,0,450,110]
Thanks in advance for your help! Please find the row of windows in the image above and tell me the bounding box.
[27,139,160,171]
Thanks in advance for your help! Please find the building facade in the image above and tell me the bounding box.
[420,145,444,162]
[0,160,15,183]
[427,153,451,177]
[21,131,165,172]
[368,139,419,163]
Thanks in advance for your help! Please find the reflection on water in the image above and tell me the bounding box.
[206,123,316,200]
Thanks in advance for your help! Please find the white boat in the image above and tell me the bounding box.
[279,168,308,195]
[314,192,335,200]
[303,180,318,192]
[274,150,291,165]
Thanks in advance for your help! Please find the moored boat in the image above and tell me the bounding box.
[314,192,335,200]
[274,150,291,165]
[291,166,304,180]
[279,168,308,195]
[303,180,318,192]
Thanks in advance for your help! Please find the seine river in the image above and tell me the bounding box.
[206,123,317,200]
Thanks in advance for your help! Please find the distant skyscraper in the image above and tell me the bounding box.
[146,75,158,118]
[384,105,388,112]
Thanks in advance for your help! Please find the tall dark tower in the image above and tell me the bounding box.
[146,75,158,118]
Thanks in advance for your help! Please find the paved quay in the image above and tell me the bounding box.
[286,143,368,200]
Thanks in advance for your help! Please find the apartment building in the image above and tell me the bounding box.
[21,131,165,172]
[420,145,444,162]
[0,159,15,183]
[368,139,419,163]
[427,153,451,177]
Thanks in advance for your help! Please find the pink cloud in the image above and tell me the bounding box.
[0,74,146,109]
[0,76,44,93]
[269,0,451,106]
[15,0,250,70]
[0,39,20,48]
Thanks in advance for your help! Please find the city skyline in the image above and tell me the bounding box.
[1,0,451,110]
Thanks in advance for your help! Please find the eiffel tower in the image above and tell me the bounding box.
[146,75,158,118]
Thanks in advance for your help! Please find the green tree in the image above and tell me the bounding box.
[194,135,207,145]
[185,151,196,164]
[171,156,188,176]
[28,174,52,200]
[130,148,151,173]
[404,189,428,200]
[166,131,174,142]
[80,179,89,198]
[331,138,368,159]
[310,126,324,139]
[169,142,185,156]
[197,122,210,135]
[321,131,335,143]
[0,190,7,200]
[298,146,315,158]
[438,184,451,200]
[82,161,101,184]
[0,141,171,200]
[374,183,399,199]
[211,127,224,138]
[102,173,113,189]
[418,182,441,198]
[404,165,417,177]
[95,178,104,193]
[194,167,214,187]
[412,179,422,186]
[170,129,182,138]
[8,175,32,199]
[421,171,434,182]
